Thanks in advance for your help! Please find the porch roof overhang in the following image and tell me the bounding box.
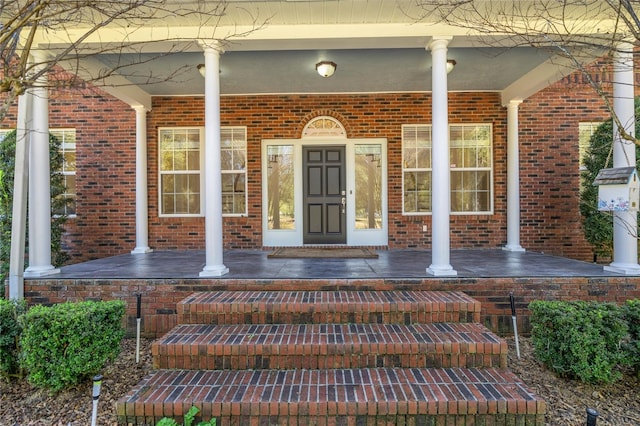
[29,0,622,111]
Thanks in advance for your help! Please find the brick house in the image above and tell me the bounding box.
[2,1,638,281]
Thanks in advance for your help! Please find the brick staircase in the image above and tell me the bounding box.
[116,290,545,425]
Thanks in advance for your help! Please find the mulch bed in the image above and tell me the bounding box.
[0,337,638,425]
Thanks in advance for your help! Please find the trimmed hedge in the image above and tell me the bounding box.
[0,298,25,377]
[623,299,640,376]
[20,300,125,392]
[529,300,630,384]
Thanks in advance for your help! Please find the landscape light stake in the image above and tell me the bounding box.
[136,294,142,363]
[586,408,599,425]
[510,293,520,358]
[91,374,103,426]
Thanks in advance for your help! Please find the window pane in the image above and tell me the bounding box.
[174,150,186,170]
[187,150,199,171]
[451,170,490,212]
[267,145,294,229]
[162,194,175,214]
[64,151,76,172]
[404,171,431,212]
[221,149,232,170]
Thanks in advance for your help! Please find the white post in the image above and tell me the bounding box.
[131,105,152,254]
[199,40,229,277]
[427,37,457,276]
[8,91,32,299]
[25,52,59,278]
[504,99,525,252]
[605,41,640,274]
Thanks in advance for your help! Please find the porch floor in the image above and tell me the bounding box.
[45,249,626,280]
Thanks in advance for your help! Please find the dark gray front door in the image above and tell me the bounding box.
[303,145,346,244]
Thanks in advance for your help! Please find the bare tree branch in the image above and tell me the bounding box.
[414,0,640,146]
[0,0,267,121]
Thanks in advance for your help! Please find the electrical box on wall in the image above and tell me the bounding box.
[593,166,640,211]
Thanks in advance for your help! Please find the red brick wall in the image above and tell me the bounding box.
[50,88,138,262]
[23,276,640,338]
[147,93,512,252]
[1,74,626,264]
[519,80,611,261]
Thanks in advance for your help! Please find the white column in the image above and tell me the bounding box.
[605,41,640,274]
[427,37,457,276]
[131,105,152,254]
[199,41,229,277]
[8,90,32,299]
[504,99,525,252]
[25,54,59,278]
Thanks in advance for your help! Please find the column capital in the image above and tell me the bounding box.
[131,105,149,113]
[426,36,452,52]
[505,99,523,108]
[198,39,225,54]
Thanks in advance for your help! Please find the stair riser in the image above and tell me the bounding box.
[153,353,507,370]
[121,413,545,426]
[117,291,544,425]
[177,311,480,325]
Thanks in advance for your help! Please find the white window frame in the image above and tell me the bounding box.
[221,126,248,217]
[402,123,494,215]
[158,126,248,217]
[579,122,601,172]
[158,127,205,217]
[51,128,77,217]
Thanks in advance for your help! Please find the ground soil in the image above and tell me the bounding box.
[0,337,638,425]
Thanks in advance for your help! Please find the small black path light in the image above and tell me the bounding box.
[586,408,599,426]
[510,292,520,358]
[91,374,103,426]
[136,294,142,364]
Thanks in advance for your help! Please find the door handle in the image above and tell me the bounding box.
[341,197,346,213]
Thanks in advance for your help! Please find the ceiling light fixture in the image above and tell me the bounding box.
[446,59,456,74]
[316,61,337,77]
[197,64,205,77]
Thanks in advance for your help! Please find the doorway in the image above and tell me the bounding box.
[303,145,346,244]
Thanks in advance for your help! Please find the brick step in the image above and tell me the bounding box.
[116,367,545,425]
[153,323,507,370]
[177,290,481,325]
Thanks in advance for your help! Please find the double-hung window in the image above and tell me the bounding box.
[51,129,76,216]
[221,127,247,215]
[402,124,493,214]
[159,126,247,216]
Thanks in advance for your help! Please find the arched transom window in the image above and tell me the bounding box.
[302,116,346,138]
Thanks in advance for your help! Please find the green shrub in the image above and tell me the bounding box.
[20,300,125,392]
[622,299,640,375]
[157,406,216,426]
[0,298,25,378]
[529,300,629,384]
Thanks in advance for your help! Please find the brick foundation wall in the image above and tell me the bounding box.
[22,277,640,338]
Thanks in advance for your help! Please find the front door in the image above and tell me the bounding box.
[303,145,346,244]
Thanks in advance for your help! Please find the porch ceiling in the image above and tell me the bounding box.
[34,0,615,108]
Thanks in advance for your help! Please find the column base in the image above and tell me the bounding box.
[426,264,458,277]
[503,245,525,252]
[24,266,60,278]
[604,262,640,275]
[131,247,153,254]
[199,264,229,277]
